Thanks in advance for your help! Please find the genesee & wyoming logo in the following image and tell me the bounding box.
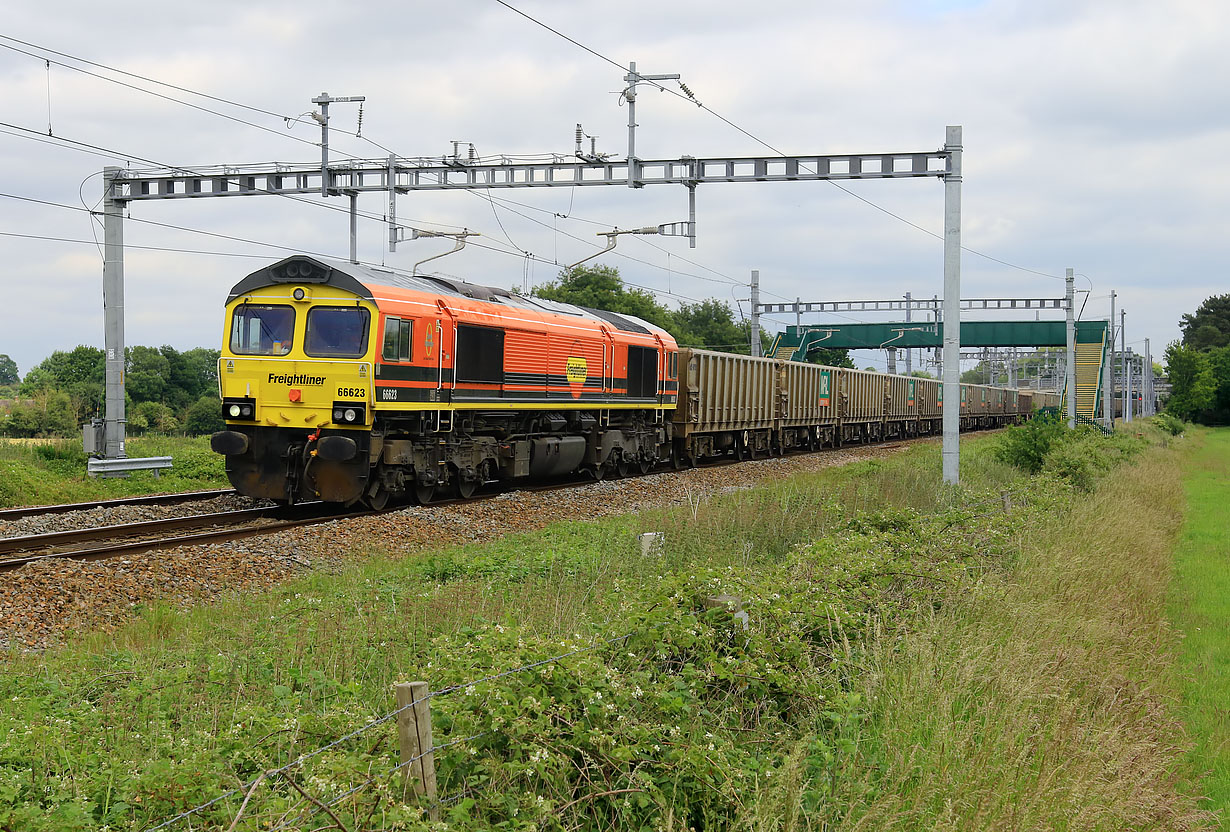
[268,372,326,386]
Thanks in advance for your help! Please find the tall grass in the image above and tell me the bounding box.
[1,431,1207,830]
[787,441,1215,830]
[0,436,227,507]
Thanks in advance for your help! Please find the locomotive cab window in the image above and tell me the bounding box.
[627,345,659,398]
[230,304,294,356]
[305,306,371,358]
[456,325,505,384]
[668,351,678,379]
[382,317,413,362]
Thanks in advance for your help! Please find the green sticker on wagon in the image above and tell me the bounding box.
[907,379,916,407]
[818,369,832,407]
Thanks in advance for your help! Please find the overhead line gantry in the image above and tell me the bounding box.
[97,99,965,480]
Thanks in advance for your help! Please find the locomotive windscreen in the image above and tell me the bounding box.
[231,304,294,356]
[304,307,371,358]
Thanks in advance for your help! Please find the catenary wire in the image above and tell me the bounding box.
[0,40,320,150]
[0,36,390,161]
[493,0,1067,282]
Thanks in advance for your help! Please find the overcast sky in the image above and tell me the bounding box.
[2,0,1226,377]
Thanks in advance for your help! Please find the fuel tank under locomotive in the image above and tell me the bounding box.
[211,426,371,504]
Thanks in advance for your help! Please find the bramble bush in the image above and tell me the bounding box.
[1153,412,1187,436]
[994,414,1066,473]
[996,418,1146,491]
[401,503,1050,830]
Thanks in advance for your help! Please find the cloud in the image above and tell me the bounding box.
[0,0,1225,379]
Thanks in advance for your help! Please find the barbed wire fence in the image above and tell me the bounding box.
[143,634,632,831]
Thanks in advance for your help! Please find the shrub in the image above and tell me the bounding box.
[994,414,1066,473]
[1153,413,1187,436]
[1,390,77,437]
[182,396,224,436]
[1041,429,1145,492]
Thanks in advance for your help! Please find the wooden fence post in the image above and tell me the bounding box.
[395,681,439,821]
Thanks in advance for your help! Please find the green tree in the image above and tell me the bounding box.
[0,354,17,385]
[806,348,855,369]
[1164,341,1216,421]
[532,265,679,334]
[1180,294,1230,350]
[3,389,76,437]
[20,345,105,421]
[1207,346,1230,424]
[183,395,224,435]
[170,347,220,402]
[674,300,745,351]
[125,346,171,404]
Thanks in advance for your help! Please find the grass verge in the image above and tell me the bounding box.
[0,427,1207,831]
[793,428,1215,830]
[0,436,227,507]
[1171,427,1230,817]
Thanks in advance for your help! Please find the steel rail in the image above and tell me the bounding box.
[0,489,236,521]
[0,432,945,574]
[0,504,367,573]
[0,506,285,556]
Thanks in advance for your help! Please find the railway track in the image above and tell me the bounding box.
[0,502,365,573]
[0,489,236,522]
[0,437,927,575]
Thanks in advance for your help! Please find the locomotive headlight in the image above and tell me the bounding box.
[333,408,344,421]
[344,408,357,422]
[229,404,242,418]
[293,287,305,300]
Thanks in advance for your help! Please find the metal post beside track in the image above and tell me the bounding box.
[102,166,126,460]
[941,126,962,485]
[1066,269,1076,430]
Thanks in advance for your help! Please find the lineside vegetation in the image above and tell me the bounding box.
[0,426,1210,830]
[1170,428,1230,817]
[0,436,228,508]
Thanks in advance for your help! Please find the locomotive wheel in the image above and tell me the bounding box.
[638,457,652,475]
[588,464,606,481]
[413,483,436,505]
[366,486,392,511]
[456,477,478,499]
[616,456,631,478]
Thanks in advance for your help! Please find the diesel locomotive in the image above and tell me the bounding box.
[210,255,1051,507]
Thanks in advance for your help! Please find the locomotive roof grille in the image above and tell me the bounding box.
[581,306,652,335]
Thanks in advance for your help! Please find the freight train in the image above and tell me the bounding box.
[210,255,1056,507]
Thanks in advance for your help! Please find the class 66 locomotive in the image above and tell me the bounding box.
[210,255,681,508]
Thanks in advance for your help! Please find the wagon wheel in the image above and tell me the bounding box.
[413,482,436,505]
[671,447,687,470]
